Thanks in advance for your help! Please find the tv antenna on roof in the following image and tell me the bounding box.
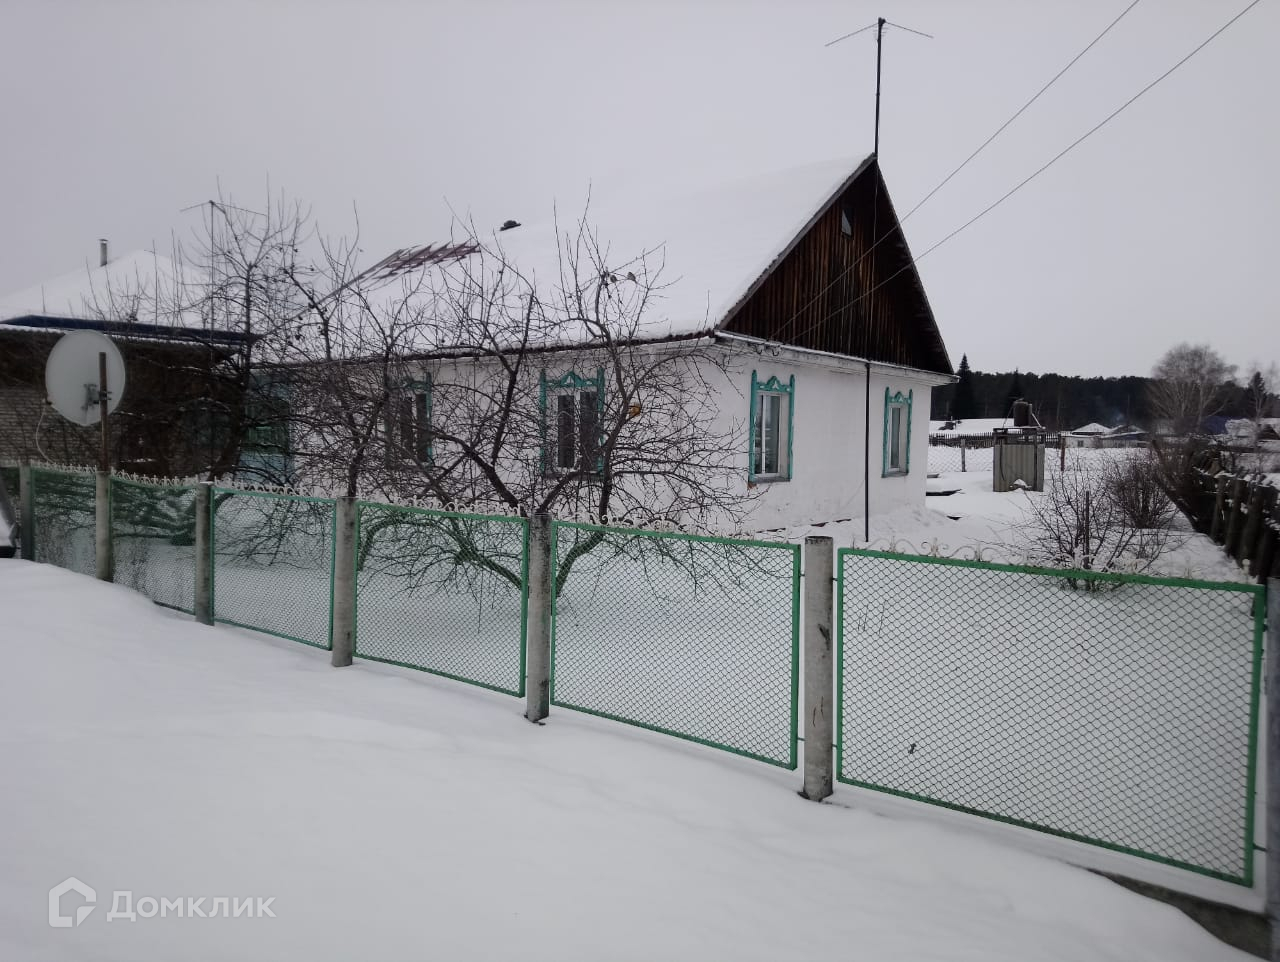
[45,330,126,472]
[826,17,932,156]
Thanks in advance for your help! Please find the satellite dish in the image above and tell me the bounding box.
[45,330,127,427]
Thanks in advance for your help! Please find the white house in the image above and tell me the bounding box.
[290,154,955,536]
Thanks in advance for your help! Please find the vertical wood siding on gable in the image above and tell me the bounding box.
[721,165,951,376]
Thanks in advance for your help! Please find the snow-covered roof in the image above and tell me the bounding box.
[0,250,204,330]
[1069,422,1112,436]
[348,156,877,351]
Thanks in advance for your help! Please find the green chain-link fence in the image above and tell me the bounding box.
[31,467,97,576]
[354,502,528,695]
[110,477,198,613]
[550,522,800,768]
[837,549,1264,885]
[211,488,336,649]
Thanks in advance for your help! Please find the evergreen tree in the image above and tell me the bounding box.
[952,354,977,419]
[1244,370,1267,419]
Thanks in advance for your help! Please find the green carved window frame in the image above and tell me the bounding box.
[540,368,605,476]
[387,374,433,466]
[749,371,794,483]
[882,387,912,477]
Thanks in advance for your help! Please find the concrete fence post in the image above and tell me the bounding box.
[18,462,34,561]
[800,535,834,802]
[1266,580,1279,962]
[960,437,967,473]
[525,513,553,723]
[95,470,113,582]
[193,482,213,625]
[330,496,357,667]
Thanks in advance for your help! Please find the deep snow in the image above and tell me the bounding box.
[0,559,1252,961]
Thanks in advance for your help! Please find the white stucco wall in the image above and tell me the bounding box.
[336,340,950,534]
[698,346,944,533]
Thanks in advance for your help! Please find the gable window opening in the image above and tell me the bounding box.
[749,371,794,483]
[542,369,604,476]
[387,377,432,466]
[882,387,912,477]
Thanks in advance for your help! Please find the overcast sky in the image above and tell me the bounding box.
[2,0,1276,379]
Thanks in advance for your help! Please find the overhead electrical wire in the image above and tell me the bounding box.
[786,0,1263,347]
[776,0,1141,341]
[901,0,1141,221]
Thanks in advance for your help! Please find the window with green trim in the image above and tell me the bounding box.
[386,375,433,466]
[749,371,794,482]
[882,387,912,476]
[541,369,604,475]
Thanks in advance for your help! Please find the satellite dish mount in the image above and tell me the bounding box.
[44,331,127,472]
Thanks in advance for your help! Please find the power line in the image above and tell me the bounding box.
[915,0,1262,262]
[902,0,1141,221]
[777,0,1142,342]
[790,0,1264,347]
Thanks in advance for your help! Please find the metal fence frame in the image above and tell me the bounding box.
[835,547,1265,886]
[549,520,801,769]
[29,466,97,575]
[210,487,338,650]
[352,500,530,697]
[109,475,198,614]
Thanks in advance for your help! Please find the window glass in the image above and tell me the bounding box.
[889,405,902,469]
[556,393,576,470]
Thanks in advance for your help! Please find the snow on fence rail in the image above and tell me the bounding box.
[837,548,1264,885]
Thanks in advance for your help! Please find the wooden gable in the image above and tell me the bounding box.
[718,156,952,376]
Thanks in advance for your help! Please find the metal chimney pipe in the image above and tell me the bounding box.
[99,239,108,267]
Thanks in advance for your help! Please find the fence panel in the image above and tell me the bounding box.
[837,549,1263,885]
[211,488,335,649]
[31,467,97,576]
[353,502,527,695]
[550,522,800,768]
[927,435,994,475]
[110,477,198,613]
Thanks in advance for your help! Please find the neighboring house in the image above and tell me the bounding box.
[1227,418,1280,444]
[328,155,954,532]
[1063,422,1148,448]
[0,246,267,477]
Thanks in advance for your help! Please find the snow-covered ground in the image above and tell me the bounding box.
[0,559,1254,961]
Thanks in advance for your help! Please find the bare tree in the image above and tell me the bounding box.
[1023,455,1177,587]
[62,193,316,482]
[1148,342,1236,438]
[286,208,754,590]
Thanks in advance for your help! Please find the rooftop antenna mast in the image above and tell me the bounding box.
[825,16,931,157]
[825,16,930,545]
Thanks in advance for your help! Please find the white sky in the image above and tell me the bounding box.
[2,0,1276,379]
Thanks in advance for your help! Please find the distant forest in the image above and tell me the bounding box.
[931,357,1270,432]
